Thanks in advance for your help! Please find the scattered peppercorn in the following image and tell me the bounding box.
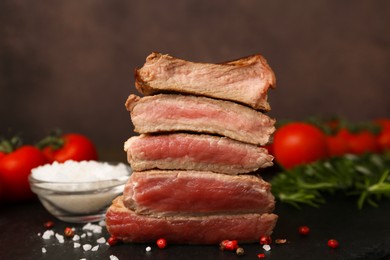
[220,240,239,251]
[327,239,339,249]
[107,236,118,246]
[257,253,266,258]
[236,247,245,256]
[275,238,287,244]
[298,226,310,236]
[259,235,272,245]
[156,238,167,249]
[43,221,54,229]
[64,227,74,238]
[220,240,227,250]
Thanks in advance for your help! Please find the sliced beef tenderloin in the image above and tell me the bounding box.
[124,133,273,174]
[126,94,275,146]
[134,52,276,111]
[106,196,278,244]
[123,170,275,216]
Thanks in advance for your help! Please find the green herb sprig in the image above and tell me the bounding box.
[270,153,390,209]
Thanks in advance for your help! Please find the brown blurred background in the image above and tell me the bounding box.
[0,0,389,162]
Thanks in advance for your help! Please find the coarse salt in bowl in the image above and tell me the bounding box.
[29,160,132,223]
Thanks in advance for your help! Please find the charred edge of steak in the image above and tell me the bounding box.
[222,53,276,89]
[133,52,276,112]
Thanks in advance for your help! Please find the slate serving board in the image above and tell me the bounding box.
[1,191,390,260]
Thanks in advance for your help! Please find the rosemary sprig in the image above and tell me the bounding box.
[270,153,390,209]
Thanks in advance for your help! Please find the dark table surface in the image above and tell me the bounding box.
[1,192,390,260]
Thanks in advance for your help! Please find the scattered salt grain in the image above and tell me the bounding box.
[98,220,106,226]
[97,237,106,244]
[74,242,81,248]
[92,245,99,252]
[263,244,271,251]
[42,248,47,253]
[87,232,93,237]
[42,230,54,239]
[55,233,65,243]
[145,246,152,252]
[83,222,103,234]
[80,258,86,260]
[73,234,80,241]
[37,233,41,236]
[110,255,119,260]
[80,233,87,238]
[83,244,92,251]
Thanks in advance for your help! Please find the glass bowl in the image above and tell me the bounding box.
[29,161,131,223]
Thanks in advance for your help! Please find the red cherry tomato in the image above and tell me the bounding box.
[273,122,329,169]
[377,131,390,152]
[0,152,6,201]
[345,130,380,155]
[326,133,349,157]
[374,118,390,131]
[42,133,98,163]
[0,146,47,201]
[0,152,6,160]
[0,176,4,202]
[374,119,390,152]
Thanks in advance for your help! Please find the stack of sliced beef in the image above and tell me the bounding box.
[106,52,278,244]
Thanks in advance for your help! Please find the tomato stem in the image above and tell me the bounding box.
[0,136,23,153]
[36,130,64,150]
